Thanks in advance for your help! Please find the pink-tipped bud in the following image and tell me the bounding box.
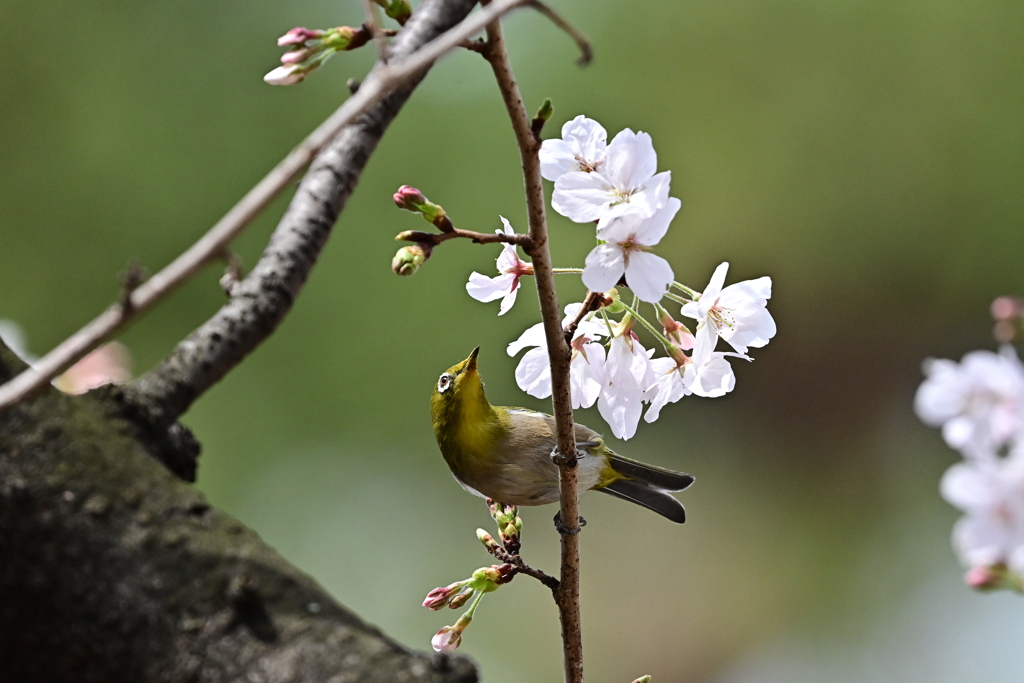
[431,626,462,652]
[965,565,1004,590]
[280,49,311,65]
[277,27,323,47]
[422,586,455,610]
[263,65,305,86]
[394,185,427,211]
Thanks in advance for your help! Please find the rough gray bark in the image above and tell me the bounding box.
[131,0,478,427]
[0,343,477,682]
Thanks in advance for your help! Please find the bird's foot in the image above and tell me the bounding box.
[551,445,593,466]
[552,511,587,536]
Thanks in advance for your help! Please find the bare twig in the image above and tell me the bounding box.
[526,0,592,65]
[396,226,533,248]
[0,0,533,415]
[483,544,560,593]
[361,1,390,61]
[562,290,603,343]
[481,9,586,683]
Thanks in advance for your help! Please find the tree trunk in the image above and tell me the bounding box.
[0,344,477,682]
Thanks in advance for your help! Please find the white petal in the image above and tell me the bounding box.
[516,347,553,398]
[625,171,672,220]
[633,197,681,246]
[953,514,1011,568]
[624,251,674,303]
[697,262,729,317]
[552,172,613,223]
[689,354,737,398]
[722,305,776,354]
[598,384,644,440]
[507,322,546,356]
[597,212,643,244]
[941,462,1000,512]
[691,320,720,369]
[539,139,582,181]
[562,115,608,163]
[604,129,656,190]
[571,343,606,409]
[582,244,625,293]
[466,272,515,303]
[497,287,519,316]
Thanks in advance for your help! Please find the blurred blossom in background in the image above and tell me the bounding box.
[3,1,1024,681]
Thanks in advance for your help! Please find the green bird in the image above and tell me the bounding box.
[430,347,694,523]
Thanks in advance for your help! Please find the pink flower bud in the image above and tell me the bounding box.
[263,65,305,86]
[431,626,462,652]
[964,565,1002,590]
[422,586,454,610]
[277,27,322,47]
[991,296,1023,321]
[447,591,473,609]
[280,49,311,65]
[393,185,426,211]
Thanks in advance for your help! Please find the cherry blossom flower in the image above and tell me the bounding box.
[941,455,1024,574]
[552,128,671,228]
[915,349,1024,459]
[581,198,680,303]
[598,334,656,440]
[465,217,533,315]
[643,350,746,422]
[507,304,607,408]
[681,261,775,367]
[539,115,607,181]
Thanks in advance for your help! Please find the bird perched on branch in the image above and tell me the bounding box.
[430,347,694,523]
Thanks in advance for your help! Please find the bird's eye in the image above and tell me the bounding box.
[438,374,452,393]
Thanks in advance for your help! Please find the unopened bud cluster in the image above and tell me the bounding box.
[264,25,373,86]
[487,498,522,554]
[389,186,457,275]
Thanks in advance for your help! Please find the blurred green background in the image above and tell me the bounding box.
[3,0,1024,680]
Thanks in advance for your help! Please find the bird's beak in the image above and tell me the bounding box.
[464,346,480,374]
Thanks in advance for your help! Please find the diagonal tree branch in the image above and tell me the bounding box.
[0,0,532,417]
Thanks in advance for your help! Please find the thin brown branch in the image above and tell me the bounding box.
[360,1,391,61]
[397,227,533,248]
[563,290,603,343]
[0,0,533,416]
[484,545,560,593]
[482,8,584,683]
[526,0,592,65]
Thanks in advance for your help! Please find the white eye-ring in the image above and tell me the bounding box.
[437,374,452,393]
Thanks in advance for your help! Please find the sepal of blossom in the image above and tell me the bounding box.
[682,261,775,367]
[466,217,534,315]
[552,128,671,227]
[915,349,1024,458]
[467,566,503,594]
[476,528,501,553]
[656,304,695,350]
[507,304,609,408]
[320,26,366,51]
[582,199,679,303]
[603,287,627,314]
[422,582,470,610]
[391,243,431,276]
[539,115,608,181]
[392,185,453,231]
[373,0,412,24]
[599,333,656,440]
[277,27,324,46]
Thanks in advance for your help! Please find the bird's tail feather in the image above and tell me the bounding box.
[598,479,687,523]
[607,454,694,491]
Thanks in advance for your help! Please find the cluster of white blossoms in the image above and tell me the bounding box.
[466,115,777,440]
[916,320,1024,590]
